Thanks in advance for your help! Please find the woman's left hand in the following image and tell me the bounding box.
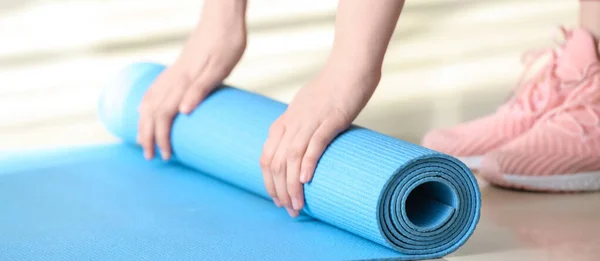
[259,58,381,217]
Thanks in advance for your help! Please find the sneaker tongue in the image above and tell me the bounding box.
[556,28,599,81]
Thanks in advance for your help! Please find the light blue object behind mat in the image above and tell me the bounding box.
[98,62,481,260]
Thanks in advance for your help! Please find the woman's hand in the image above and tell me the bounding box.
[260,0,403,217]
[260,58,381,217]
[138,0,247,161]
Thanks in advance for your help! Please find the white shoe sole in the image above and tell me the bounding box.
[456,156,483,170]
[501,171,600,192]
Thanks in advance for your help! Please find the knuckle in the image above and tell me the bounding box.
[278,193,290,204]
[314,133,329,145]
[155,107,175,119]
[186,85,201,97]
[259,154,271,169]
[286,182,301,195]
[179,72,195,86]
[286,146,302,160]
[138,132,150,143]
[156,135,172,148]
[270,159,283,176]
[269,122,285,136]
[187,86,204,99]
[269,164,278,176]
[193,85,210,96]
[139,103,154,115]
[288,190,301,200]
[157,139,169,147]
[302,155,319,165]
[142,139,154,149]
[265,185,277,198]
[152,107,163,117]
[138,103,147,113]
[279,199,290,206]
[333,109,352,127]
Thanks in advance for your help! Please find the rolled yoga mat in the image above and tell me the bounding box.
[0,62,480,261]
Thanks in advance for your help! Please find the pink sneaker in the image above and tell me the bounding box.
[422,28,591,169]
[479,29,600,192]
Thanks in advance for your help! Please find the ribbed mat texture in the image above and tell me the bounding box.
[98,62,481,259]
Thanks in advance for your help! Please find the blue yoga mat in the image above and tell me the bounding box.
[0,62,480,260]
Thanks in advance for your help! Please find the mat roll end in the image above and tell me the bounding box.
[98,62,166,143]
[378,153,480,259]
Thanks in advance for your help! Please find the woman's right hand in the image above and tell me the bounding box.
[138,0,247,161]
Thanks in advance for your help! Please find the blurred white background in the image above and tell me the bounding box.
[0,0,577,151]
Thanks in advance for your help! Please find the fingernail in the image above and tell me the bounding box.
[144,151,152,160]
[292,197,301,211]
[179,105,190,114]
[273,198,282,207]
[161,150,170,161]
[286,207,299,218]
[300,170,309,183]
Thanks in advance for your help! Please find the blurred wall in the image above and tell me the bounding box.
[0,0,577,150]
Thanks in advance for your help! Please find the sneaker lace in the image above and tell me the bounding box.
[502,27,571,114]
[545,62,600,136]
[503,49,560,113]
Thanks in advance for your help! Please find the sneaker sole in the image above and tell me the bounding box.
[456,156,483,170]
[482,171,600,192]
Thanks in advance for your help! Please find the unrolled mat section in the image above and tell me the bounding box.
[97,62,481,260]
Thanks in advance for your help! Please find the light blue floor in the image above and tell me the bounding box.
[0,145,399,261]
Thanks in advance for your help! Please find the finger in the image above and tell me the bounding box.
[271,126,297,210]
[271,125,303,218]
[179,83,215,114]
[137,70,171,158]
[138,87,155,113]
[272,154,292,210]
[179,62,217,114]
[300,118,348,184]
[264,170,281,207]
[136,114,145,145]
[286,125,315,211]
[137,87,157,143]
[286,207,300,218]
[260,121,285,207]
[138,71,168,113]
[138,111,155,160]
[154,82,188,161]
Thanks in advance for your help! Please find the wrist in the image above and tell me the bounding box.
[204,0,247,12]
[326,49,382,82]
[201,0,247,25]
[327,45,384,76]
[321,55,382,94]
[193,0,247,45]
